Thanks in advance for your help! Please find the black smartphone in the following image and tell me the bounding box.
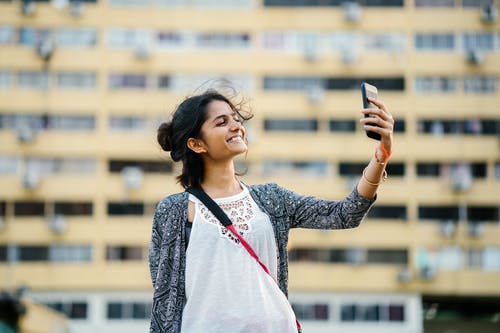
[361,82,381,141]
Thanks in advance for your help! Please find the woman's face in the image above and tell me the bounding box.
[196,99,247,161]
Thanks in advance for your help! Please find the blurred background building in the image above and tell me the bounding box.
[0,0,499,332]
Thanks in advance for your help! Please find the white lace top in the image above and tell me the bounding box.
[181,184,297,333]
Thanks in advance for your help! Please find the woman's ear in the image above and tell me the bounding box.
[187,138,207,154]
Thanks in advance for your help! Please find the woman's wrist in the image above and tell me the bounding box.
[375,142,392,165]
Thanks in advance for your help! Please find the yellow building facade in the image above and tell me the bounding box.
[0,0,499,332]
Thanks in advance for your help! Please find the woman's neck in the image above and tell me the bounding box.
[201,161,241,198]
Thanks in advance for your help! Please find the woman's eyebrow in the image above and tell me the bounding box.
[211,112,237,123]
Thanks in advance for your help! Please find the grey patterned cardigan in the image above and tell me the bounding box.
[148,182,376,333]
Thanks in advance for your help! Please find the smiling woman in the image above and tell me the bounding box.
[149,84,393,333]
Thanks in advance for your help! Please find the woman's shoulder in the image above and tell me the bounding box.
[156,191,189,210]
[247,182,289,200]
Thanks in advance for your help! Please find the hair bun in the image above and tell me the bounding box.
[157,121,174,152]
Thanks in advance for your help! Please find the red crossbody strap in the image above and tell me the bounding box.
[226,225,302,332]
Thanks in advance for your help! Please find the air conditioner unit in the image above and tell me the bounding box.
[16,124,36,143]
[122,166,144,190]
[70,0,84,17]
[135,44,152,60]
[467,222,484,237]
[21,1,36,16]
[480,4,498,24]
[466,49,484,66]
[48,215,66,234]
[36,37,55,61]
[342,2,362,22]
[346,248,365,265]
[419,266,436,281]
[303,45,319,63]
[341,48,358,65]
[397,268,412,283]
[22,169,39,189]
[306,85,325,105]
[439,220,456,238]
[450,163,472,192]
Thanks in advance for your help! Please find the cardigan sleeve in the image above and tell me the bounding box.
[148,198,170,287]
[276,183,376,230]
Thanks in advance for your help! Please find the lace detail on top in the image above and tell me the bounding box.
[194,186,255,245]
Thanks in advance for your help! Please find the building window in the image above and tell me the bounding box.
[55,28,97,47]
[18,246,49,261]
[108,160,173,173]
[0,71,13,88]
[109,73,147,89]
[289,247,407,265]
[0,25,15,44]
[0,201,5,217]
[417,119,498,135]
[48,115,96,130]
[54,202,93,216]
[292,303,329,321]
[462,0,494,7]
[325,77,405,91]
[394,119,406,133]
[415,77,457,93]
[18,27,50,46]
[264,0,403,6]
[415,0,455,6]
[0,155,18,174]
[45,301,88,319]
[18,71,50,89]
[157,75,170,89]
[467,206,499,223]
[195,32,250,49]
[367,249,408,264]
[264,118,318,132]
[14,201,45,217]
[106,246,144,261]
[329,119,356,132]
[0,246,6,262]
[463,32,494,51]
[367,205,407,220]
[417,162,440,176]
[483,247,500,271]
[364,33,405,52]
[107,28,153,48]
[107,301,152,319]
[341,303,405,322]
[416,162,486,179]
[263,76,323,91]
[109,115,147,132]
[48,245,92,262]
[156,31,183,49]
[463,76,496,93]
[339,162,404,177]
[418,205,460,221]
[415,33,455,50]
[56,72,97,89]
[262,160,328,177]
[107,202,144,216]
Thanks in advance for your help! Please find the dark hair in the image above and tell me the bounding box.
[157,89,253,189]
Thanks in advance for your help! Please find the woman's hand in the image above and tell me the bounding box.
[360,97,394,163]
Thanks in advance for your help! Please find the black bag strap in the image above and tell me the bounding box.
[186,187,232,227]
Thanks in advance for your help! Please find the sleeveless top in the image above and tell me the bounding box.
[181,184,297,333]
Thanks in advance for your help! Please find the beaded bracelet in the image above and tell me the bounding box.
[362,167,388,186]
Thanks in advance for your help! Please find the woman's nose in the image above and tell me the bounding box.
[229,120,243,131]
